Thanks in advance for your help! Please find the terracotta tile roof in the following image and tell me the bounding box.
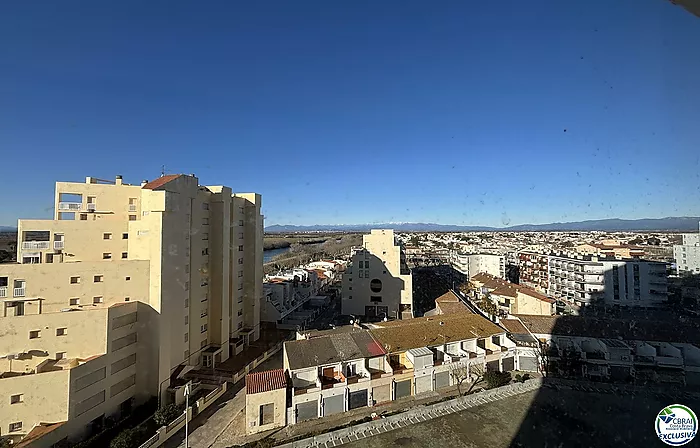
[370,312,504,353]
[515,314,700,345]
[246,369,287,394]
[434,290,471,314]
[500,318,530,335]
[492,285,518,298]
[473,272,554,303]
[142,174,182,190]
[15,422,66,447]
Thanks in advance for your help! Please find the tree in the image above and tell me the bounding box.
[479,293,498,317]
[154,403,183,426]
[535,340,552,377]
[449,362,485,396]
[466,363,485,394]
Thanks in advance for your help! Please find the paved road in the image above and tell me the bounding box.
[164,350,283,448]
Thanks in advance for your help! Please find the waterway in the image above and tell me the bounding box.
[263,246,291,263]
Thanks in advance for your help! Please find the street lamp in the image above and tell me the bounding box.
[184,381,192,448]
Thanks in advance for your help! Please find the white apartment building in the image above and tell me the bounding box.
[452,253,505,278]
[1,174,263,445]
[674,222,700,274]
[342,229,413,320]
[548,253,667,308]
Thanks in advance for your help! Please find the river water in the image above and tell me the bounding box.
[263,246,291,263]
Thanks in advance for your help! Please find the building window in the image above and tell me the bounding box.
[80,214,88,220]
[142,211,149,216]
[94,275,103,283]
[202,248,209,256]
[202,218,209,225]
[70,276,80,284]
[237,309,243,316]
[125,276,131,281]
[184,350,190,359]
[259,403,275,426]
[29,330,40,339]
[202,233,209,241]
[358,261,363,269]
[185,264,190,274]
[122,233,129,239]
[93,296,103,304]
[185,298,189,308]
[10,394,23,404]
[349,295,352,300]
[184,333,188,342]
[56,327,67,336]
[103,253,112,260]
[365,270,369,277]
[201,294,208,302]
[9,422,22,432]
[124,297,130,302]
[238,245,244,251]
[201,339,208,348]
[202,203,209,210]
[238,271,243,278]
[70,298,80,306]
[103,233,112,240]
[358,271,363,278]
[201,324,207,333]
[349,286,352,291]
[185,316,188,325]
[185,281,190,291]
[201,310,208,318]
[238,258,243,264]
[129,215,137,221]
[56,352,66,360]
[237,322,243,329]
[121,252,128,259]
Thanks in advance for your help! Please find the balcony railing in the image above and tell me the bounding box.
[0,287,6,298]
[129,204,137,212]
[58,202,82,211]
[87,203,96,212]
[22,241,50,250]
[13,288,26,298]
[54,241,65,250]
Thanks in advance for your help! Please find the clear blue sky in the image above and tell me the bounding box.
[2,1,699,228]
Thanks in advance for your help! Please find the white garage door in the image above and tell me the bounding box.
[415,375,432,395]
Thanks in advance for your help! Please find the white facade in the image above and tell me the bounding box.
[452,253,505,278]
[548,254,667,308]
[674,223,700,274]
[342,230,413,319]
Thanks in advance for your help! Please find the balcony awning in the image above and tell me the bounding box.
[3,297,43,302]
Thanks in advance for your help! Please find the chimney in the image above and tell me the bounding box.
[115,175,123,186]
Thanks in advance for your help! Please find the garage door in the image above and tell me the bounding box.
[502,357,515,372]
[296,401,318,423]
[519,356,538,372]
[348,389,368,410]
[487,360,500,372]
[415,375,432,395]
[372,384,391,404]
[395,379,411,399]
[435,371,450,390]
[323,395,344,416]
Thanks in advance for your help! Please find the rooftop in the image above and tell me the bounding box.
[370,312,504,353]
[246,369,287,394]
[141,174,182,190]
[285,329,386,370]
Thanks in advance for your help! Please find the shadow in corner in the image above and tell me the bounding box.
[509,270,700,447]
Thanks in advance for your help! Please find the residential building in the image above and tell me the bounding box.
[517,251,549,293]
[548,253,667,308]
[452,253,505,279]
[575,241,645,259]
[424,290,472,316]
[245,369,287,434]
[470,273,555,316]
[2,174,263,444]
[342,230,413,319]
[674,222,700,274]
[262,269,330,330]
[283,312,508,425]
[503,314,700,386]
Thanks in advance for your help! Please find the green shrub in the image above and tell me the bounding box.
[110,427,143,448]
[154,403,184,426]
[484,371,511,389]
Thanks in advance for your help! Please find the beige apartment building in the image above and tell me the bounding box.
[1,174,263,445]
[341,229,413,320]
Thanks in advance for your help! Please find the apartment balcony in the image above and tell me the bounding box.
[389,361,413,375]
[321,372,346,389]
[87,203,96,212]
[22,241,50,250]
[368,368,393,380]
[54,241,65,250]
[58,202,83,211]
[129,204,137,212]
[0,287,6,298]
[13,288,26,298]
[346,373,370,385]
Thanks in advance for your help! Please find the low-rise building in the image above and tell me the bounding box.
[245,369,287,435]
[470,273,555,316]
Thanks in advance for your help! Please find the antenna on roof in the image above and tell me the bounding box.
[161,165,166,177]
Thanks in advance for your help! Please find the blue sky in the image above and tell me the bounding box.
[1,1,699,227]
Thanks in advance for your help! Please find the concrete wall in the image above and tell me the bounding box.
[246,388,286,434]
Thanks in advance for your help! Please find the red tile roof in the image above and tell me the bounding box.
[142,174,182,190]
[246,369,287,394]
[500,318,530,335]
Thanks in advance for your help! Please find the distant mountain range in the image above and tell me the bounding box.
[265,217,700,233]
